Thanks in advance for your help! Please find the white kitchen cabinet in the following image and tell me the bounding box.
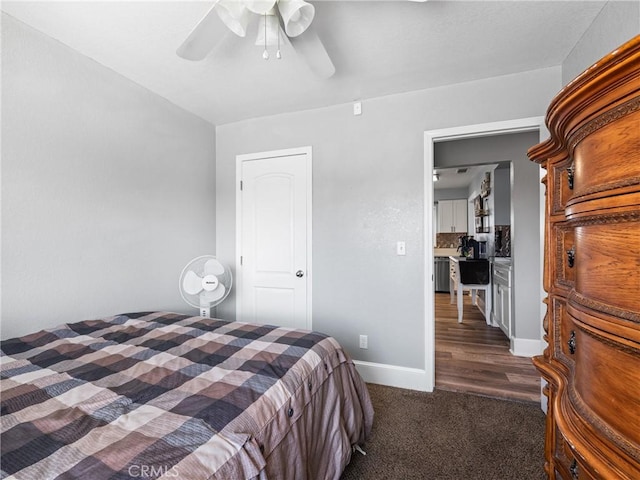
[437,201,453,233]
[437,199,468,233]
[492,261,512,338]
[453,200,468,232]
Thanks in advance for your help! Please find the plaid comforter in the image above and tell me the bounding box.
[1,312,373,480]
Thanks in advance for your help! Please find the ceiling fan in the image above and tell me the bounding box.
[176,0,427,79]
[176,0,333,78]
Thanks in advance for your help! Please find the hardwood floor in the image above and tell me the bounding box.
[435,292,541,403]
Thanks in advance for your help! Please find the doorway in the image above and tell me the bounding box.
[432,160,541,401]
[235,146,313,329]
[423,117,547,396]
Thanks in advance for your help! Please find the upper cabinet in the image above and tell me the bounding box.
[437,199,468,233]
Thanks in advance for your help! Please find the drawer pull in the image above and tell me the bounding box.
[570,459,579,478]
[568,331,577,355]
[567,162,575,190]
[567,246,575,268]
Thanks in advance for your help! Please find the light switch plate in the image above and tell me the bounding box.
[397,241,406,255]
[353,102,362,116]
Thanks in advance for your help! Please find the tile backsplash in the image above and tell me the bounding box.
[437,228,511,257]
[495,225,511,257]
[436,232,467,248]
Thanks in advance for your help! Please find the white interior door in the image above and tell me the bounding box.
[236,147,311,329]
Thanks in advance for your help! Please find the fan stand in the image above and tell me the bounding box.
[200,305,211,318]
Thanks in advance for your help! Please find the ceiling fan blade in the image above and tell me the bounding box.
[289,25,335,79]
[183,270,204,295]
[177,3,223,61]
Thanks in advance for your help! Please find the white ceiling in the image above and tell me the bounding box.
[2,1,608,125]
[433,165,491,190]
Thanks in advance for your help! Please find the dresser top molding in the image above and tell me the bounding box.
[529,35,640,166]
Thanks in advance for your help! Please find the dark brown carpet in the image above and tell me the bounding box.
[340,384,546,480]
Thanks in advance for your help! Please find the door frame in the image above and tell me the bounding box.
[423,117,546,392]
[235,146,313,327]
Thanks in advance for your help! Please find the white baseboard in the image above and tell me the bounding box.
[353,360,433,392]
[510,337,544,357]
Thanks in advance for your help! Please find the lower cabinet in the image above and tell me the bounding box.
[492,261,512,338]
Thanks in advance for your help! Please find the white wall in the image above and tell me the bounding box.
[562,1,639,85]
[434,188,469,202]
[493,167,511,226]
[1,15,217,339]
[216,66,561,370]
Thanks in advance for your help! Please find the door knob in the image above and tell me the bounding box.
[296,270,304,278]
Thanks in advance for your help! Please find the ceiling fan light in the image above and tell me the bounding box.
[278,0,315,37]
[215,1,251,37]
[246,0,277,15]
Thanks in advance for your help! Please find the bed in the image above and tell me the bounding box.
[1,312,373,479]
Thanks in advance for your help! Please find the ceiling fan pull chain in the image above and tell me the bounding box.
[262,13,269,59]
[276,12,282,59]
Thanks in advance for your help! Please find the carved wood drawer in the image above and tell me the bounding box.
[573,221,640,317]
[568,107,640,205]
[570,314,640,448]
[554,457,595,479]
[566,311,640,456]
[554,429,596,480]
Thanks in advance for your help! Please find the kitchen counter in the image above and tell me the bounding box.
[491,257,512,265]
[434,248,459,257]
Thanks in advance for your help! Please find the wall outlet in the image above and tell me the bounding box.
[353,102,362,116]
[359,334,368,349]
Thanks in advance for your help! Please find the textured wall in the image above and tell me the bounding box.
[216,67,560,369]
[1,15,216,338]
[562,1,639,85]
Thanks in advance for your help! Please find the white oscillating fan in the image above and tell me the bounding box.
[179,255,232,317]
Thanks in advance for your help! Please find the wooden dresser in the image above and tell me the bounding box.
[528,36,640,479]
